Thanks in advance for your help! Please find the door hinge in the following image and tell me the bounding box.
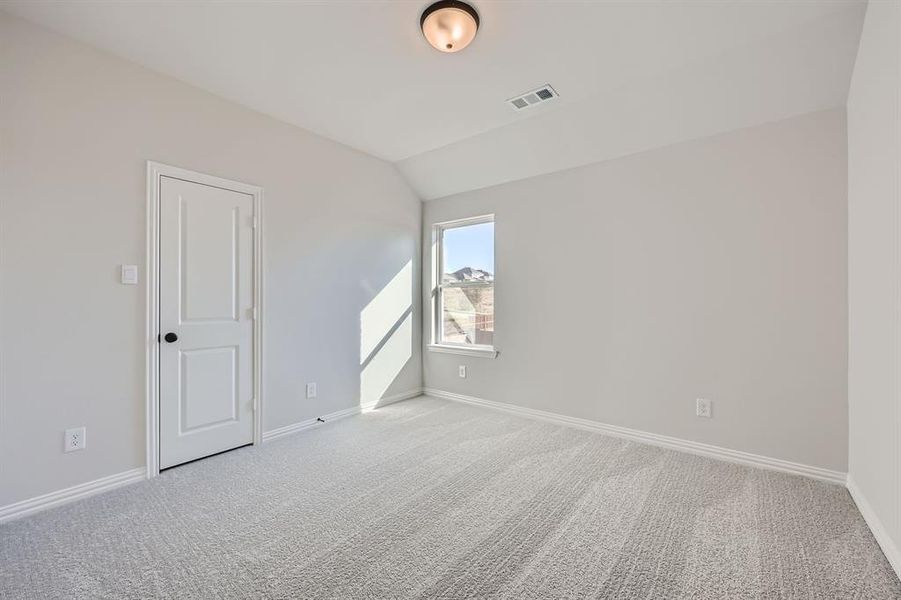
[250,215,258,229]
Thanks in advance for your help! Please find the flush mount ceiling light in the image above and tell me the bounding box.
[420,1,480,53]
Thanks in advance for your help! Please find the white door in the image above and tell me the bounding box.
[159,175,255,469]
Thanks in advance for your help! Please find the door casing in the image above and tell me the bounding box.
[145,161,264,479]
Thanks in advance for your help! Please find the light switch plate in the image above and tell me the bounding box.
[305,382,317,399]
[120,264,138,285]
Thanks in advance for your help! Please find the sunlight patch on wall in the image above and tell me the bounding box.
[360,260,413,364]
[360,311,413,411]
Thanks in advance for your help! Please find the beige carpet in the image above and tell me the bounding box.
[2,396,899,599]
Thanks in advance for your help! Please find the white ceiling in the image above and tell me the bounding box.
[2,1,866,199]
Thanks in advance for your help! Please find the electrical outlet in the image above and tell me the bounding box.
[696,398,712,418]
[458,365,467,378]
[64,427,86,453]
[305,382,317,399]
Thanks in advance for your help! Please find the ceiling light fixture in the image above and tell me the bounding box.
[420,1,480,53]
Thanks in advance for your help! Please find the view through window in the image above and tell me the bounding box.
[437,218,494,347]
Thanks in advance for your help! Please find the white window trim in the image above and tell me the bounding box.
[427,344,498,358]
[429,214,497,359]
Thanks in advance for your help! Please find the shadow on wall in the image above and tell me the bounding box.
[360,259,413,410]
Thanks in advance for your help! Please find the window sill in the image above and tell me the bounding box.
[427,344,498,359]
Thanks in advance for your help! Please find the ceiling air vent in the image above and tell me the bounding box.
[507,85,558,111]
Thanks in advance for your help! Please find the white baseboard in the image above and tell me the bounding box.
[847,475,901,580]
[0,467,146,524]
[262,388,423,443]
[423,388,846,485]
[360,387,424,412]
[262,406,360,442]
[0,390,426,524]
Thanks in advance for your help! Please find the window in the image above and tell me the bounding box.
[431,216,496,357]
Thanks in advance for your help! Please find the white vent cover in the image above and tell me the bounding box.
[507,85,558,111]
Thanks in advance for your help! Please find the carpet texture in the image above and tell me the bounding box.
[2,396,899,599]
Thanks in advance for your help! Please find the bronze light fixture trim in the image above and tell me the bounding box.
[420,1,480,53]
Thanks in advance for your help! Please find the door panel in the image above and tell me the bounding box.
[181,203,240,322]
[179,347,238,432]
[160,176,254,469]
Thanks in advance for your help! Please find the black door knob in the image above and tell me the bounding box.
[164,332,178,343]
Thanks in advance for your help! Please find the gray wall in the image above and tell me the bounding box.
[847,0,901,573]
[423,109,848,472]
[0,13,422,507]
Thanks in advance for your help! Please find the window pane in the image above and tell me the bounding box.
[440,220,494,346]
[442,284,494,346]
[442,221,494,283]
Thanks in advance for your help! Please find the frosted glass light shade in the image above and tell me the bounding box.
[421,1,480,53]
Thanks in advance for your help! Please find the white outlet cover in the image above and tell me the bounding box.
[458,365,467,378]
[696,398,712,418]
[64,427,87,452]
[305,382,317,399]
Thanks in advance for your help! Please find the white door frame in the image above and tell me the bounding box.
[145,161,264,478]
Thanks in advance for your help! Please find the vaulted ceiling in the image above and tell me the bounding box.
[2,1,866,199]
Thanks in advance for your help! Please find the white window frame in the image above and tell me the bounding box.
[428,214,498,359]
